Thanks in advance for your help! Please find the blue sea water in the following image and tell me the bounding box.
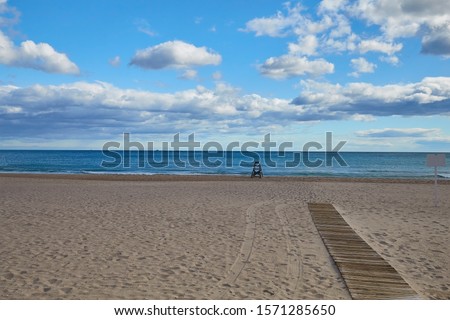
[0,150,449,179]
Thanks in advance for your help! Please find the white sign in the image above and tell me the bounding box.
[426,154,446,167]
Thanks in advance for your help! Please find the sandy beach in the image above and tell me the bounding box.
[0,174,449,299]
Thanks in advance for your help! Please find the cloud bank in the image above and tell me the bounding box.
[1,77,450,139]
[292,77,450,117]
[354,127,450,148]
[355,128,440,138]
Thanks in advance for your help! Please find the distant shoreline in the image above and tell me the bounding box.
[1,172,449,184]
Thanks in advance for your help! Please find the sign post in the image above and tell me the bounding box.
[426,154,446,207]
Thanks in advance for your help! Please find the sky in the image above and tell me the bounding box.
[0,0,450,151]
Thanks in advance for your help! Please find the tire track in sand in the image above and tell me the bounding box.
[208,201,262,299]
[210,201,304,299]
[275,203,303,293]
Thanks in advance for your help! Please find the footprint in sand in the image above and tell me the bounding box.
[61,287,73,294]
[4,272,14,280]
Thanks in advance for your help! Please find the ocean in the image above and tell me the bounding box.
[1,150,449,179]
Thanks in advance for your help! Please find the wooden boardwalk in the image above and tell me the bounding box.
[308,203,420,299]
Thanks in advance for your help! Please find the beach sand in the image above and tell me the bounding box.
[0,174,449,299]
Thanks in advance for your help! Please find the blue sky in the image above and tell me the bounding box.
[1,0,450,151]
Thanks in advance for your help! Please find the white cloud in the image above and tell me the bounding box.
[240,2,338,38]
[349,57,376,77]
[350,0,450,38]
[134,18,157,36]
[355,128,440,138]
[0,105,23,114]
[292,77,450,116]
[328,14,352,38]
[242,0,450,66]
[212,71,222,80]
[0,0,20,28]
[288,35,319,56]
[318,0,348,13]
[0,1,78,74]
[178,69,198,80]
[1,78,450,140]
[259,55,334,79]
[130,40,222,70]
[421,26,450,57]
[240,1,408,70]
[350,114,376,121]
[379,55,400,65]
[239,3,303,37]
[318,0,349,13]
[353,127,450,150]
[324,33,359,52]
[0,81,295,137]
[349,0,450,56]
[0,31,79,74]
[108,56,120,67]
[358,39,403,55]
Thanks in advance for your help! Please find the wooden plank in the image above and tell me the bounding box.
[308,203,419,300]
